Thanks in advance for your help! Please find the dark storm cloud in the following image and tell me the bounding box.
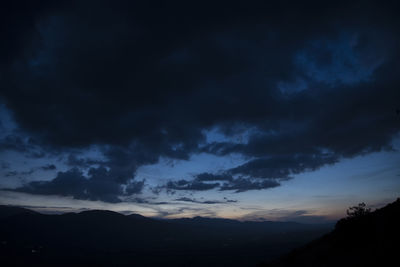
[1,161,10,169]
[0,135,28,152]
[194,172,233,182]
[66,154,104,168]
[125,180,145,195]
[162,153,335,193]
[41,164,56,171]
[1,1,400,196]
[5,171,18,177]
[60,146,158,194]
[163,175,281,193]
[4,169,34,177]
[13,168,123,203]
[228,154,339,179]
[0,134,47,158]
[20,169,35,176]
[0,0,59,69]
[220,178,281,193]
[11,167,145,203]
[166,180,220,191]
[163,171,235,193]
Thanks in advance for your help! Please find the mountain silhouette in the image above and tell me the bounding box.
[262,198,400,267]
[0,206,331,266]
[0,205,37,219]
[5,200,398,267]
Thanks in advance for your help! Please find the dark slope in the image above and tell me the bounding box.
[170,216,326,233]
[0,205,38,219]
[263,198,400,267]
[0,206,331,266]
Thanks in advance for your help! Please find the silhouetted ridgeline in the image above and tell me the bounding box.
[0,205,331,266]
[262,198,400,267]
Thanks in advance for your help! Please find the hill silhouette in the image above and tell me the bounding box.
[0,205,37,219]
[262,198,400,267]
[0,206,331,266]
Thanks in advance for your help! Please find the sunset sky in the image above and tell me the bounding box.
[1,1,399,223]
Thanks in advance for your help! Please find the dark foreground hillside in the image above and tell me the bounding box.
[263,198,400,267]
[0,206,331,266]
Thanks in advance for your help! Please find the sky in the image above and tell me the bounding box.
[0,0,400,223]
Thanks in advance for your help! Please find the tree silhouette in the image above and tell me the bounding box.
[346,202,371,218]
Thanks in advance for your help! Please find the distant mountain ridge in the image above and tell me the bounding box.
[0,205,38,219]
[0,205,331,266]
[2,199,398,267]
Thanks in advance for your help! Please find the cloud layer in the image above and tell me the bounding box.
[1,0,400,202]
